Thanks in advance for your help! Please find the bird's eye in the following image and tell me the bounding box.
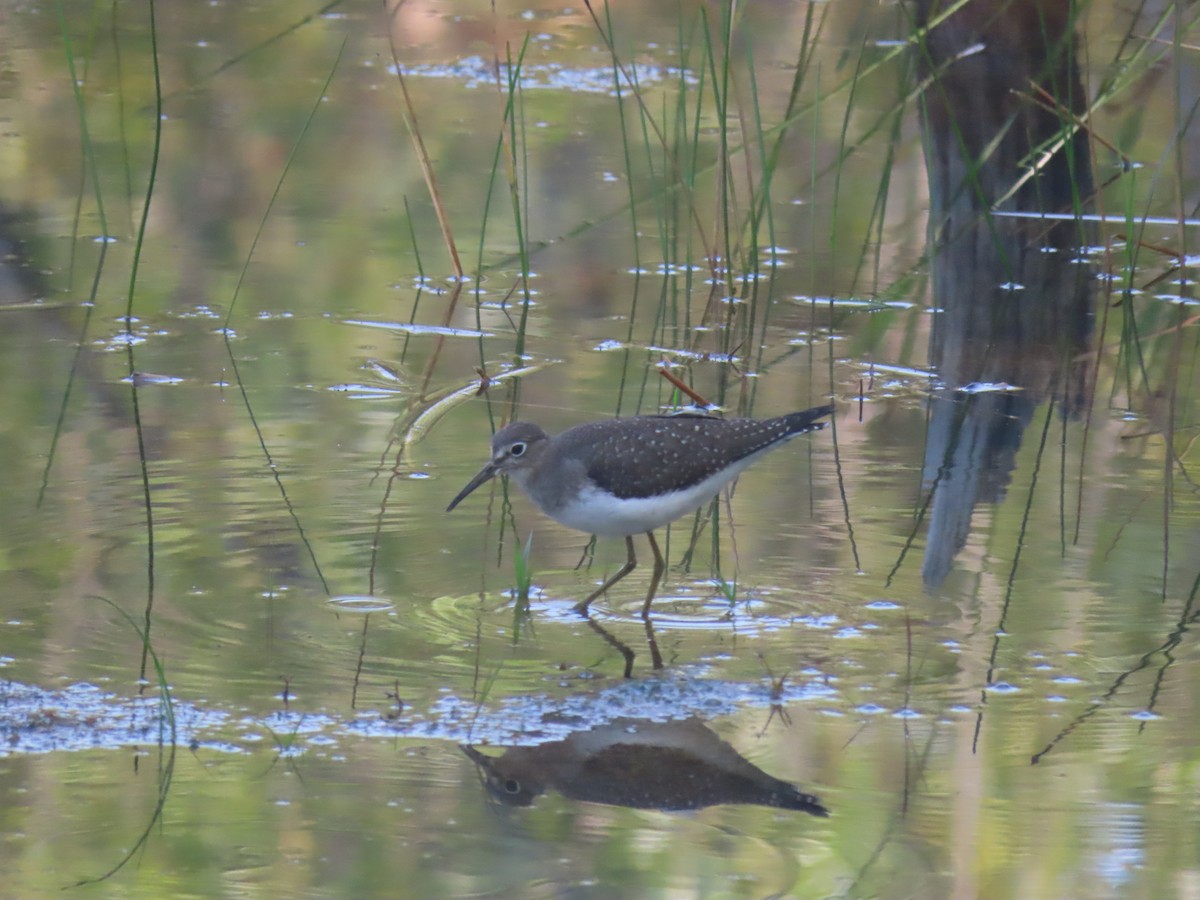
[509,442,527,458]
[504,779,521,794]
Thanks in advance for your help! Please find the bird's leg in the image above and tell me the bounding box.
[640,530,666,619]
[582,617,636,678]
[573,534,638,615]
[643,617,663,670]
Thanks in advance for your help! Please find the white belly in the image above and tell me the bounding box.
[543,459,757,537]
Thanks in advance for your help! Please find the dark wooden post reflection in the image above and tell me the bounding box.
[914,0,1097,586]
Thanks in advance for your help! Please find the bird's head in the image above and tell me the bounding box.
[446,421,550,512]
[459,744,545,806]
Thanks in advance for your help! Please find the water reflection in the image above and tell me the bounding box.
[913,0,1096,587]
[574,613,663,677]
[462,715,828,816]
[1,2,1194,897]
[0,205,45,307]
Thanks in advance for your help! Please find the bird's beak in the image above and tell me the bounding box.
[446,462,499,512]
[458,744,493,767]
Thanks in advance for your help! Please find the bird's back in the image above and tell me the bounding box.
[550,406,832,500]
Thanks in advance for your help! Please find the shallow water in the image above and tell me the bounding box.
[1,2,1199,898]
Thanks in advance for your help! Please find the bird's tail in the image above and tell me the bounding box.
[785,403,835,434]
[775,786,831,816]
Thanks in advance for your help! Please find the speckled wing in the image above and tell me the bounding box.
[558,406,832,500]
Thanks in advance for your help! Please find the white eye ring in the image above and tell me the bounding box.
[509,442,527,457]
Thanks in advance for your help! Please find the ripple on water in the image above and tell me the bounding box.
[508,583,824,636]
[328,595,397,614]
[386,584,846,692]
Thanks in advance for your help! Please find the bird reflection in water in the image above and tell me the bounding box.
[462,716,828,816]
